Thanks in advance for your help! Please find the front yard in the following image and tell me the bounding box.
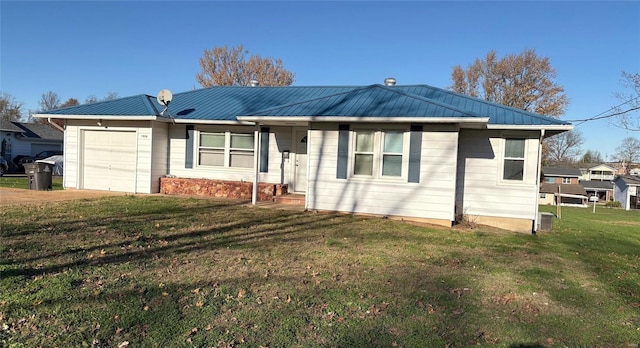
[1,196,639,347]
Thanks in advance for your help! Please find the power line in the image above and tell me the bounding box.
[566,96,640,125]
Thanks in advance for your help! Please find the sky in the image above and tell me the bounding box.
[1,1,639,160]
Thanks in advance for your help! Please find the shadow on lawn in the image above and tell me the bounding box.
[2,200,346,278]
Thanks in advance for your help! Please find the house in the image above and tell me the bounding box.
[34,81,572,233]
[539,183,588,207]
[539,167,587,206]
[0,118,64,165]
[614,175,640,210]
[581,180,614,202]
[542,167,581,184]
[578,163,616,181]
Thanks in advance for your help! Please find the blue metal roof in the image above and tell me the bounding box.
[396,85,568,125]
[45,95,160,116]
[249,85,483,118]
[40,83,571,126]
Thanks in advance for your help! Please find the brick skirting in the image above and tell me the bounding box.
[159,177,287,202]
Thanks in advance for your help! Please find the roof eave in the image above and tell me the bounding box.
[32,114,166,122]
[172,119,255,125]
[237,116,490,124]
[487,124,573,131]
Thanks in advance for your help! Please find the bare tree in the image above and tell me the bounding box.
[39,91,61,111]
[85,95,98,104]
[545,130,584,164]
[103,92,119,101]
[0,92,23,122]
[450,49,569,117]
[581,150,604,164]
[196,44,295,87]
[60,98,80,107]
[615,137,640,174]
[613,71,640,131]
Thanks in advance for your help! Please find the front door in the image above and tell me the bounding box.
[293,129,308,193]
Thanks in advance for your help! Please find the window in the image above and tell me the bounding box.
[198,131,254,168]
[562,177,571,184]
[354,131,374,175]
[503,138,525,181]
[353,130,405,178]
[544,177,555,183]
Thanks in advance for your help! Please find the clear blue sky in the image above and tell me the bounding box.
[1,1,639,160]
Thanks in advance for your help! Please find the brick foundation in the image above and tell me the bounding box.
[159,177,287,202]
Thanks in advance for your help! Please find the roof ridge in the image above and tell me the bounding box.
[375,84,481,117]
[248,84,483,117]
[246,86,366,115]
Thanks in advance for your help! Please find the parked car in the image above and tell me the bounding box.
[0,158,8,176]
[18,151,63,166]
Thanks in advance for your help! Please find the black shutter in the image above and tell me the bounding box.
[185,125,194,169]
[408,125,422,183]
[336,124,350,179]
[259,127,270,173]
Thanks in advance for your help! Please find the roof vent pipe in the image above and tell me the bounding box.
[384,77,396,86]
[249,79,259,87]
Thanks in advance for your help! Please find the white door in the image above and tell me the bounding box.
[293,129,308,193]
[82,130,137,192]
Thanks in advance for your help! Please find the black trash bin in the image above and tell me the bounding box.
[24,162,53,190]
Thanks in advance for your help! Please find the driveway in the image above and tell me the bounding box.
[0,187,128,206]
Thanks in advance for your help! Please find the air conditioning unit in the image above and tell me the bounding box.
[538,212,554,232]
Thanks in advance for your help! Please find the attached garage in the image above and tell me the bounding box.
[81,130,137,192]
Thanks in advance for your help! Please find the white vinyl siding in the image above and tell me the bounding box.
[456,129,540,220]
[150,122,169,193]
[307,123,458,222]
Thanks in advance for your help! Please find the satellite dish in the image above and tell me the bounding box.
[157,89,173,106]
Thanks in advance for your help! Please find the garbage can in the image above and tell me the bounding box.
[24,162,53,190]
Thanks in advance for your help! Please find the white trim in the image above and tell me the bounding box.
[252,126,260,205]
[173,119,255,125]
[33,113,167,121]
[238,116,490,124]
[534,129,545,232]
[487,124,573,131]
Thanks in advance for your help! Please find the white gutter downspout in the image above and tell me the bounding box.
[252,125,260,205]
[534,129,545,233]
[47,117,65,132]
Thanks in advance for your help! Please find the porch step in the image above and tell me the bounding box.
[273,193,305,205]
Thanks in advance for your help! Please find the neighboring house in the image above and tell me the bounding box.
[578,163,616,181]
[614,175,640,210]
[34,82,572,233]
[0,119,63,164]
[581,180,614,202]
[542,167,581,184]
[539,183,588,207]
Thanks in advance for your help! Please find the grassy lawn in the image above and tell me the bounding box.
[0,176,63,190]
[1,196,639,347]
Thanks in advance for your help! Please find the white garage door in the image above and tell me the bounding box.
[82,130,137,192]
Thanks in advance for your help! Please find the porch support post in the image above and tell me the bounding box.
[252,124,260,205]
[533,129,545,233]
